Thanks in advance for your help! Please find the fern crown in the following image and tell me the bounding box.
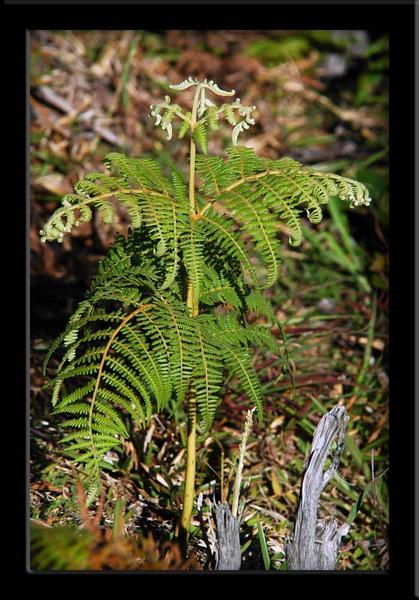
[40,78,371,498]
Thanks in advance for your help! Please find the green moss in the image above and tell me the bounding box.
[247,37,310,66]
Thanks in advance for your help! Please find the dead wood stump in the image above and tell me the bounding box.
[286,405,350,570]
[214,503,241,570]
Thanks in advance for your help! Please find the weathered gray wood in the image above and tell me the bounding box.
[286,405,350,570]
[214,503,241,570]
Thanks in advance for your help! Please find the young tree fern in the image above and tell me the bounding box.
[41,77,371,532]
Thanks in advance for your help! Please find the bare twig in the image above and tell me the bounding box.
[36,86,125,147]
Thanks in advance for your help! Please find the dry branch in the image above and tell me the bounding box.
[36,86,125,147]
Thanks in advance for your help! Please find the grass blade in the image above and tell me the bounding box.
[257,522,271,570]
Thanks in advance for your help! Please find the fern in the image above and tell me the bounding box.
[180,220,206,302]
[41,78,371,522]
[192,121,209,154]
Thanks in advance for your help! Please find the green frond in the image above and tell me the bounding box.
[104,153,171,194]
[219,185,281,287]
[241,322,280,355]
[89,237,158,298]
[101,372,150,420]
[193,316,224,431]
[245,289,276,322]
[52,381,96,411]
[225,145,263,179]
[222,345,263,422]
[206,105,220,131]
[178,112,192,139]
[135,305,173,381]
[202,315,264,422]
[86,479,102,506]
[49,299,167,487]
[58,329,114,368]
[170,165,189,208]
[195,155,234,196]
[43,330,67,375]
[39,166,147,242]
[199,265,243,309]
[195,146,370,285]
[257,175,304,246]
[120,320,171,407]
[156,295,195,406]
[39,152,186,259]
[200,209,259,286]
[51,378,64,407]
[192,121,208,154]
[98,384,148,423]
[179,221,205,302]
[43,300,94,371]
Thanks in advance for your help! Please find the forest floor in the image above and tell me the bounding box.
[30,29,389,571]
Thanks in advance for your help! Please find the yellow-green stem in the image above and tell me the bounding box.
[180,84,202,534]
